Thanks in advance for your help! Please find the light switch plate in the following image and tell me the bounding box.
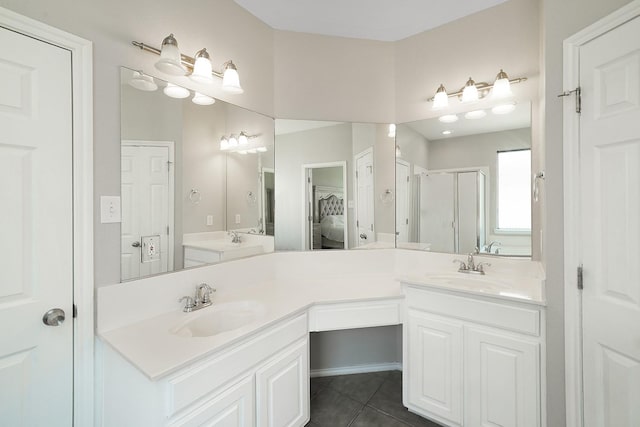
[100,196,121,223]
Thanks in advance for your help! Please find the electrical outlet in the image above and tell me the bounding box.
[235,214,241,224]
[206,215,213,226]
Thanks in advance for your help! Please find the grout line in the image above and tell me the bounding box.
[346,404,365,427]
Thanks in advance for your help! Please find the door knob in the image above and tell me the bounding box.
[360,233,367,239]
[42,308,66,326]
[131,241,141,247]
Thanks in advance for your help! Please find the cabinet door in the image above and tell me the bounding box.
[465,327,540,427]
[167,375,254,427]
[256,338,309,427]
[406,309,463,426]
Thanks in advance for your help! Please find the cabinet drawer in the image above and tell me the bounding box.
[308,300,401,331]
[404,286,540,336]
[166,313,308,417]
[184,247,221,264]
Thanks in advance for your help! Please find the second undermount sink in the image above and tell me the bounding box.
[424,274,513,291]
[171,300,267,338]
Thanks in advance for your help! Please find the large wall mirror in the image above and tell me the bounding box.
[274,120,396,251]
[396,102,532,257]
[120,67,274,281]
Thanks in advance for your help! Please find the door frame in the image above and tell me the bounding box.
[121,140,176,274]
[395,158,410,243]
[300,161,348,250]
[261,167,275,235]
[354,147,374,246]
[0,6,94,426]
[562,2,640,426]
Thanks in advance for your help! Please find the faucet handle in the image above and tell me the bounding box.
[197,283,216,304]
[179,296,195,312]
[453,259,467,270]
[475,262,491,273]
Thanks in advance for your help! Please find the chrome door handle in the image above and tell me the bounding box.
[42,308,66,326]
[359,233,367,239]
[131,241,141,247]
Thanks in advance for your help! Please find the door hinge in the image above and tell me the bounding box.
[356,220,359,227]
[167,160,173,172]
[577,264,584,290]
[73,304,78,318]
[558,87,581,114]
[355,171,358,178]
[166,225,170,235]
[307,177,311,183]
[405,218,409,225]
[407,176,410,183]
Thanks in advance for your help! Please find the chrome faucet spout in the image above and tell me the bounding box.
[180,283,216,312]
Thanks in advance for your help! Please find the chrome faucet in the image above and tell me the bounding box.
[229,230,241,244]
[453,253,491,275]
[179,283,216,312]
[484,241,501,253]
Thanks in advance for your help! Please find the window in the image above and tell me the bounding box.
[497,149,531,232]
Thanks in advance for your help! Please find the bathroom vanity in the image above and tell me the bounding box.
[97,249,545,427]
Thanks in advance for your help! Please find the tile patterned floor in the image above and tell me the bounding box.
[306,371,443,427]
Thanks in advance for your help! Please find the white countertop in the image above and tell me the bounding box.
[182,240,263,253]
[98,249,545,382]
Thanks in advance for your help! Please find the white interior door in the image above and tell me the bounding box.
[396,160,410,243]
[0,26,73,425]
[355,149,375,246]
[121,143,172,280]
[421,173,455,253]
[579,15,640,426]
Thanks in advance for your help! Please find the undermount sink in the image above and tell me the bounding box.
[171,300,267,338]
[424,274,512,291]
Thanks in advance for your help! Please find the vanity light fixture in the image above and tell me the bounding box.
[154,34,187,76]
[133,34,244,94]
[219,132,262,152]
[461,77,479,103]
[190,48,214,84]
[238,131,250,145]
[220,136,229,150]
[429,70,526,107]
[442,130,452,135]
[464,110,487,120]
[164,82,190,99]
[237,150,248,155]
[432,84,449,109]
[129,71,158,91]
[228,135,239,147]
[256,147,268,152]
[192,92,216,105]
[438,114,459,124]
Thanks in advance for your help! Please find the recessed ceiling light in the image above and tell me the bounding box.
[442,130,452,135]
[464,110,487,120]
[491,103,516,115]
[438,114,459,123]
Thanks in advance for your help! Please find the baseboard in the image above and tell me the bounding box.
[310,362,402,378]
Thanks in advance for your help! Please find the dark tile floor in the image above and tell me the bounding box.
[306,371,443,427]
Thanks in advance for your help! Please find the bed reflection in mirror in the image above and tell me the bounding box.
[396,102,532,257]
[274,120,396,251]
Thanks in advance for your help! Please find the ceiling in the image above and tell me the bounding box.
[275,119,345,136]
[233,0,508,42]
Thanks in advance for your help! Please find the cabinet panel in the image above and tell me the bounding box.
[406,309,463,426]
[256,338,309,427]
[465,327,540,427]
[168,375,254,427]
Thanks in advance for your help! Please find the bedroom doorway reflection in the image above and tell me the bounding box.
[303,162,348,250]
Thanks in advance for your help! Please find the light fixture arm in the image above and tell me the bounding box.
[428,76,527,102]
[132,41,226,79]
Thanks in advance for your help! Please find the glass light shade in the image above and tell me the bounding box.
[388,124,396,138]
[155,34,187,76]
[192,92,215,105]
[163,83,190,99]
[129,71,158,91]
[238,132,249,145]
[461,78,479,103]
[220,137,229,150]
[432,84,449,109]
[438,114,459,123]
[492,69,513,99]
[464,109,487,120]
[190,48,214,84]
[256,146,268,152]
[492,103,516,115]
[228,135,238,147]
[222,62,243,94]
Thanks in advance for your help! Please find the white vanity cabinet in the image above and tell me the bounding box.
[403,284,545,427]
[100,313,309,427]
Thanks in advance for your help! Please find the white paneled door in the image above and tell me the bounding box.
[0,26,73,425]
[579,15,640,427]
[355,149,375,246]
